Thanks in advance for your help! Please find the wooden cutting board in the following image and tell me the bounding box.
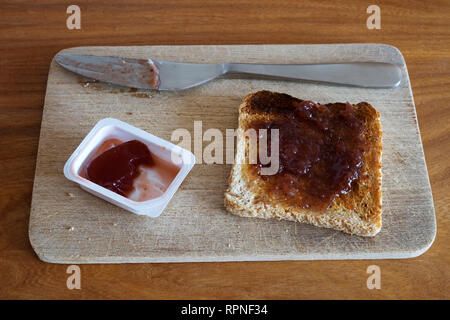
[29,44,436,263]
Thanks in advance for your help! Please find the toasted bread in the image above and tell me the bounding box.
[225,91,382,236]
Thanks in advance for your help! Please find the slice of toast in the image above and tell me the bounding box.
[225,91,382,236]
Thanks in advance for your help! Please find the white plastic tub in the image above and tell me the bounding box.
[63,118,195,217]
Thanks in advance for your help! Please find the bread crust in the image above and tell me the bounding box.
[225,91,382,236]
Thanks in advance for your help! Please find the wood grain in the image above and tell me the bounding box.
[0,0,449,299]
[29,44,435,263]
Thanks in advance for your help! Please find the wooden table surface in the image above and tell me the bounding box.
[0,0,448,299]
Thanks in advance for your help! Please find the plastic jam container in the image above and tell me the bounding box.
[64,118,195,217]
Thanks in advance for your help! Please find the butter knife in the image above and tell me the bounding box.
[55,53,402,90]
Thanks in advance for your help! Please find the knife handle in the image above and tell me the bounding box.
[225,62,402,88]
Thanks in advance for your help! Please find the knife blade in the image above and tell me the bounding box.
[55,53,402,90]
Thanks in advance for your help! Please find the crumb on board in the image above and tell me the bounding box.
[67,226,75,231]
[66,192,75,198]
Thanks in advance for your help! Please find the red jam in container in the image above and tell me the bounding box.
[80,139,180,202]
[64,118,195,217]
